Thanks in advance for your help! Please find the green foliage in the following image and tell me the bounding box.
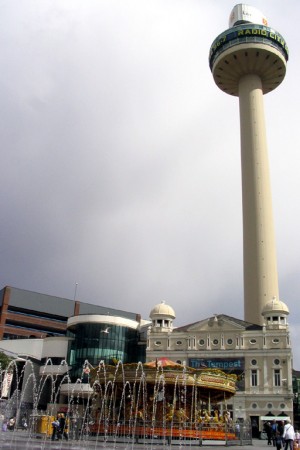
[0,351,12,370]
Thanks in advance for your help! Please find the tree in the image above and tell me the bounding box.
[0,351,12,370]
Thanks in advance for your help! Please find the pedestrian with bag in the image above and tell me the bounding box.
[283,419,295,450]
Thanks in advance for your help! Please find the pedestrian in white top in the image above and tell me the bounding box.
[283,419,295,450]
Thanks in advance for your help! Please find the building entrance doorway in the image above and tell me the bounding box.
[250,416,259,439]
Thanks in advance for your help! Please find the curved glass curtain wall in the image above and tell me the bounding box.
[67,322,142,380]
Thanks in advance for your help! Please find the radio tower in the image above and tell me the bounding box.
[209,4,289,325]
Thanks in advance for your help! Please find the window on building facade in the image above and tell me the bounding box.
[251,369,258,386]
[274,369,281,386]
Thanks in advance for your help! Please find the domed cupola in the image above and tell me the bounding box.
[149,301,175,332]
[262,296,289,328]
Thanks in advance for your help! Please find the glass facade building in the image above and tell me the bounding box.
[66,315,145,379]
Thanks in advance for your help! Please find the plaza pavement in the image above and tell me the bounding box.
[0,429,272,450]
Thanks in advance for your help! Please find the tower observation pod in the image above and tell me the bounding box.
[209,4,289,325]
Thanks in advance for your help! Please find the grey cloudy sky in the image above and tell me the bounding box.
[1,1,300,365]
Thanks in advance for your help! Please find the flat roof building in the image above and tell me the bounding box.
[0,286,141,340]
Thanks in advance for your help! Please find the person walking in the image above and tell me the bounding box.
[278,422,285,438]
[265,422,273,445]
[51,416,60,441]
[283,419,295,450]
[272,420,279,446]
[278,422,285,448]
[58,413,68,440]
[275,431,283,450]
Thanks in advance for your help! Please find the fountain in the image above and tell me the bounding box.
[0,357,251,448]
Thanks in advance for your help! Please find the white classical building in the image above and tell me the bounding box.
[146,299,293,437]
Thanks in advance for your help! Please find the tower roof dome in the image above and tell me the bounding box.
[262,297,289,316]
[150,301,175,320]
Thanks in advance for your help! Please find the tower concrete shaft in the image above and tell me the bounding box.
[239,73,279,324]
[209,8,288,325]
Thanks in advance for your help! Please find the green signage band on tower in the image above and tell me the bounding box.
[209,23,289,71]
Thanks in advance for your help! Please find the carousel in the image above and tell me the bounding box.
[87,358,238,441]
